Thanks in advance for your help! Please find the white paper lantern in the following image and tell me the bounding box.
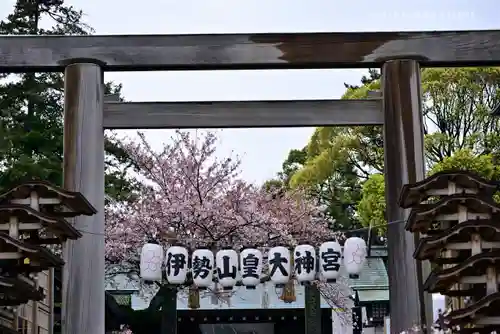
[192,248,214,289]
[268,246,291,287]
[140,242,164,282]
[294,244,316,284]
[343,237,367,279]
[216,248,238,290]
[165,245,189,284]
[240,247,263,289]
[319,241,342,282]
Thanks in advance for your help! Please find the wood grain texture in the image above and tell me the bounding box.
[304,284,321,334]
[382,60,432,333]
[1,30,500,72]
[161,286,177,334]
[62,62,105,334]
[103,99,383,129]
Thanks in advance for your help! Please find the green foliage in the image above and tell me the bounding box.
[357,174,385,234]
[274,67,500,234]
[280,147,307,184]
[0,0,139,201]
[272,70,382,231]
[421,68,500,166]
[428,149,500,179]
[357,149,500,232]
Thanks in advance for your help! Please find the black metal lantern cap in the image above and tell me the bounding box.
[240,245,259,251]
[349,274,360,279]
[245,285,256,290]
[221,246,233,250]
[325,238,338,242]
[326,278,337,283]
[197,286,207,290]
[223,286,233,291]
[147,238,159,244]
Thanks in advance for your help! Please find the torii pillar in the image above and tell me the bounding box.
[62,59,106,334]
[382,59,432,332]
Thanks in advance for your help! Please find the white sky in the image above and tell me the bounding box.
[0,0,497,184]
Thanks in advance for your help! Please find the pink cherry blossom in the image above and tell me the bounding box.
[105,130,349,310]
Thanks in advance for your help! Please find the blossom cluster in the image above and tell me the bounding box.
[105,130,346,309]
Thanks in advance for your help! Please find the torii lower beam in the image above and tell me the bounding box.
[102,99,383,129]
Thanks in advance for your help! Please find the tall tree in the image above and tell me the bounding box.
[280,67,500,233]
[0,0,139,202]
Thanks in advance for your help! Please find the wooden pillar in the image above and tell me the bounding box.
[161,286,178,334]
[304,284,321,334]
[382,59,432,332]
[62,60,105,334]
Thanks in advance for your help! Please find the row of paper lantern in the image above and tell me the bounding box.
[140,237,367,290]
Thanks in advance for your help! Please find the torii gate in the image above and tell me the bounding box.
[2,30,500,334]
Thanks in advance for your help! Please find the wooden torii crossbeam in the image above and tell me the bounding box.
[2,30,500,334]
[103,98,383,128]
[2,30,500,72]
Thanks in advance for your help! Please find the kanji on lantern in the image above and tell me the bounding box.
[165,245,188,284]
[216,248,238,290]
[268,246,291,287]
[240,247,263,289]
[192,248,214,288]
[319,241,342,283]
[294,244,316,284]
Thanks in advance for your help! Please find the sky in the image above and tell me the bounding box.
[0,0,498,184]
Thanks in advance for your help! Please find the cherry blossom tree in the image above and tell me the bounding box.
[105,130,352,311]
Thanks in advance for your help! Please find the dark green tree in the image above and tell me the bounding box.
[0,0,139,201]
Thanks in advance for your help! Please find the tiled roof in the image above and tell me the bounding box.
[347,257,388,290]
[368,246,388,258]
